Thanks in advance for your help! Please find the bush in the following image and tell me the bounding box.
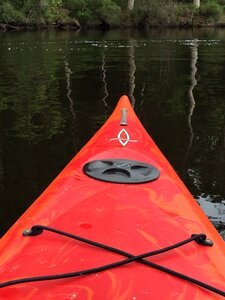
[201,0,225,6]
[219,0,225,4]
[22,0,69,24]
[93,0,121,26]
[132,0,225,27]
[0,0,224,28]
[0,2,25,23]
[132,0,165,26]
[63,0,87,17]
[132,0,193,26]
[63,0,121,26]
[198,1,223,22]
[172,3,197,24]
[23,0,48,23]
[44,1,70,23]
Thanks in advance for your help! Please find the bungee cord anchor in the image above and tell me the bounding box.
[0,225,224,298]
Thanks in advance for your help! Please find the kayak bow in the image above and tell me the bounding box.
[0,96,224,299]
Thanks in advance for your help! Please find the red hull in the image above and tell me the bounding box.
[0,96,224,299]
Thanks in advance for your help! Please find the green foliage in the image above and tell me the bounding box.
[198,1,224,22]
[0,0,224,27]
[132,0,165,25]
[172,3,196,24]
[23,0,48,23]
[61,0,86,17]
[63,0,94,23]
[131,0,224,27]
[131,0,195,26]
[0,1,25,23]
[93,0,121,25]
[44,0,70,23]
[217,0,225,5]
[22,0,66,24]
[63,0,121,26]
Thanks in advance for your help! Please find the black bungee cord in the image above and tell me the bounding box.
[0,225,224,297]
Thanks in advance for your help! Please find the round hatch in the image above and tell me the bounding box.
[83,159,160,184]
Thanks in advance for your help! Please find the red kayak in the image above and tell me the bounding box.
[0,96,224,299]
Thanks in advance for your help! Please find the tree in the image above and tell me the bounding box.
[193,0,200,8]
[127,0,134,11]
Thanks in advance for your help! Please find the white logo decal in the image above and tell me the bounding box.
[109,129,137,147]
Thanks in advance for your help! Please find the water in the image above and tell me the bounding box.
[0,28,225,239]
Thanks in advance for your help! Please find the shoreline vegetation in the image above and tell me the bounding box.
[0,0,225,31]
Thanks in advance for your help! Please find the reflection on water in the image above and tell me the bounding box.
[186,39,198,160]
[197,195,225,240]
[0,29,225,239]
[101,41,109,107]
[127,39,136,106]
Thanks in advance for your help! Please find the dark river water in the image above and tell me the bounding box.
[0,28,225,239]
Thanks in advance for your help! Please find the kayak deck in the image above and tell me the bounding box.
[0,96,224,299]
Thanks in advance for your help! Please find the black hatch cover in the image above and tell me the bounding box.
[83,159,160,184]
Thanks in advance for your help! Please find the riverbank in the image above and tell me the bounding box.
[0,21,81,32]
[0,0,225,32]
[1,21,225,32]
